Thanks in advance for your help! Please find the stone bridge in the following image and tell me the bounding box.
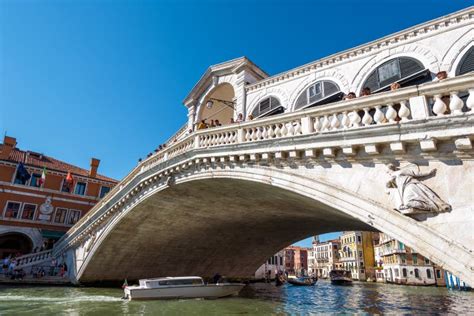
[52,75,474,285]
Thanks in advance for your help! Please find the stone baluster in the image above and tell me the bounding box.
[449,91,464,115]
[398,100,410,121]
[275,124,282,137]
[261,127,267,139]
[362,108,373,126]
[223,132,229,144]
[268,125,275,138]
[330,113,340,130]
[432,95,447,116]
[373,105,385,124]
[281,123,288,137]
[385,103,397,123]
[349,111,361,127]
[313,117,321,132]
[321,115,330,131]
[341,111,350,128]
[245,129,251,141]
[256,127,262,140]
[467,89,474,110]
[294,120,302,135]
[251,128,258,141]
[287,122,295,136]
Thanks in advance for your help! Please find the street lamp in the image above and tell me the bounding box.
[206,98,235,110]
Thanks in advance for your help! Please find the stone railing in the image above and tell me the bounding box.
[54,74,474,254]
[15,250,53,268]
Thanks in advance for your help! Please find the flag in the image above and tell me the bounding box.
[17,163,31,182]
[66,172,74,184]
[39,167,46,186]
[122,279,128,289]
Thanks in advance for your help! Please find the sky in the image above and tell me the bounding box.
[0,0,470,247]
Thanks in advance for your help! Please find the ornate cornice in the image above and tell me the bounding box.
[246,6,473,93]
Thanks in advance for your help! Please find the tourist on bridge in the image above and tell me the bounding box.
[344,92,356,100]
[197,120,208,130]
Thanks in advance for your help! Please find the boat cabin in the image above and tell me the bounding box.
[139,276,204,288]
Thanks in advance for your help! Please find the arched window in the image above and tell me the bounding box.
[456,46,474,75]
[251,96,283,118]
[414,268,420,278]
[295,80,343,110]
[362,57,430,93]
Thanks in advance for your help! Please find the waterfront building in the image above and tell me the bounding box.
[308,238,316,276]
[284,246,310,276]
[254,250,285,280]
[311,236,341,278]
[0,135,118,257]
[375,233,437,286]
[339,231,376,281]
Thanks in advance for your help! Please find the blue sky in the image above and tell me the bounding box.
[0,0,469,248]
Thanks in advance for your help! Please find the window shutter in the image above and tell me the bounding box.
[363,71,379,91]
[457,46,474,75]
[399,57,423,78]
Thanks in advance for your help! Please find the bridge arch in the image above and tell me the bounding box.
[73,163,468,284]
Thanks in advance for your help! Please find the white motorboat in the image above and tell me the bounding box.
[123,276,245,300]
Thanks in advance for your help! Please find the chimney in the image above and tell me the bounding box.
[89,158,100,178]
[1,136,17,160]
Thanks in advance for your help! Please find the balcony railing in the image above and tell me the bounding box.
[55,74,474,252]
[15,250,53,268]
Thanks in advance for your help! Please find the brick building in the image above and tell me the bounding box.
[0,135,118,258]
[284,245,310,276]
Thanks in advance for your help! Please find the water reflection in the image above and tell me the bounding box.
[0,281,472,315]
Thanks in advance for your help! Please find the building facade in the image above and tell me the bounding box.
[375,233,438,286]
[254,250,285,280]
[339,231,376,281]
[0,136,118,258]
[284,246,310,276]
[312,237,341,278]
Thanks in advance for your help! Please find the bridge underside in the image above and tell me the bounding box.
[79,178,372,283]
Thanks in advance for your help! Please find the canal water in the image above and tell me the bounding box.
[0,280,472,315]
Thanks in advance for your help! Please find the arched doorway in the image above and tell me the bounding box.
[0,233,33,258]
[198,83,235,127]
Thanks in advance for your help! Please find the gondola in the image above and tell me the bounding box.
[287,276,317,286]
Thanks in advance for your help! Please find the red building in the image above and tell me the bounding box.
[284,246,310,276]
[0,135,118,258]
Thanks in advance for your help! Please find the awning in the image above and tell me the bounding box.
[300,91,345,111]
[256,105,285,119]
[374,68,431,93]
[41,230,65,239]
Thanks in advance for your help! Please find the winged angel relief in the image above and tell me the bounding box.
[385,163,451,216]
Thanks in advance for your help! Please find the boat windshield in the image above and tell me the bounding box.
[150,278,203,287]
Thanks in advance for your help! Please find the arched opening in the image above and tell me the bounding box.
[414,268,420,278]
[198,83,235,127]
[455,45,474,75]
[294,80,344,111]
[251,96,284,119]
[78,178,373,282]
[361,57,431,94]
[0,233,33,258]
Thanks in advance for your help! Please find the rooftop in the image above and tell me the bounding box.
[0,139,118,184]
